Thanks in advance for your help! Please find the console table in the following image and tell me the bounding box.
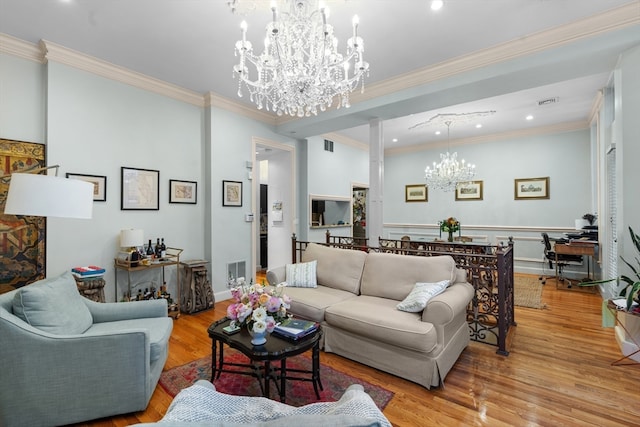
[114,247,182,318]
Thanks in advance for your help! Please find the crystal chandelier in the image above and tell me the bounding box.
[232,0,369,117]
[425,121,476,192]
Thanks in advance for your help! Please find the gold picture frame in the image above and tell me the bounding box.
[514,177,549,200]
[455,180,483,201]
[405,184,428,202]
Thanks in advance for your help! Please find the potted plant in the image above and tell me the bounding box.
[580,226,640,312]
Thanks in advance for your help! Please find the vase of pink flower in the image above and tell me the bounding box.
[226,278,291,345]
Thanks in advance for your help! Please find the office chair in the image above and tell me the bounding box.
[539,232,583,285]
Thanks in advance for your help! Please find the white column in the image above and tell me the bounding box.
[368,118,384,247]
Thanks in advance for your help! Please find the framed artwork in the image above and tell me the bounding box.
[515,177,549,200]
[0,139,46,290]
[121,166,160,210]
[169,179,197,204]
[66,173,107,202]
[456,180,483,201]
[223,180,243,207]
[405,184,428,202]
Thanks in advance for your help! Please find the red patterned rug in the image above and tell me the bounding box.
[159,350,394,409]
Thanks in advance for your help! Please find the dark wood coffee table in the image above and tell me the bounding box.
[207,317,323,403]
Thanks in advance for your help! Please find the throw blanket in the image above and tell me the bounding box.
[156,380,392,427]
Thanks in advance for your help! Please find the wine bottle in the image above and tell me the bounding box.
[146,239,154,256]
[160,238,167,258]
[155,238,161,258]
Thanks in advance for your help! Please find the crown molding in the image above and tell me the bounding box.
[40,40,205,107]
[0,33,42,62]
[321,132,368,151]
[348,2,640,106]
[385,121,589,156]
[205,92,277,125]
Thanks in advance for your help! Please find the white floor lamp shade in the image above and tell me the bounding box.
[4,173,94,219]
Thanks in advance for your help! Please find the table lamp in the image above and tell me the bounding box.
[120,228,144,267]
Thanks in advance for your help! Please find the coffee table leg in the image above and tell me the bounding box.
[211,339,217,382]
[280,359,287,403]
[216,343,225,380]
[264,360,270,399]
[312,340,323,398]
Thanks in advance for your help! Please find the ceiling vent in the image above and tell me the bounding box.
[537,97,559,106]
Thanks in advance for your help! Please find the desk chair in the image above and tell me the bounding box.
[539,232,583,285]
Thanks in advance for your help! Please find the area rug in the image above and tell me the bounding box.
[514,276,545,309]
[159,350,394,410]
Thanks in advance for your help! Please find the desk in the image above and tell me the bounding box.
[554,242,597,288]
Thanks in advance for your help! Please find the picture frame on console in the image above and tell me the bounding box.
[169,179,197,204]
[121,166,160,210]
[405,184,428,202]
[223,180,242,207]
[514,177,549,200]
[66,173,107,202]
[455,180,483,201]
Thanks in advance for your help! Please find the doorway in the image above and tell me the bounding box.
[352,185,368,246]
[252,138,296,281]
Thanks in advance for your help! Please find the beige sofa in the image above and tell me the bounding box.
[267,243,474,389]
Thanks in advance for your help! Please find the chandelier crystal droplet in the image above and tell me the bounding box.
[232,0,369,117]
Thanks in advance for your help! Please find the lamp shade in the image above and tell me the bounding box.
[120,229,144,248]
[4,173,93,219]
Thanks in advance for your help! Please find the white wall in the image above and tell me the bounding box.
[45,61,206,301]
[266,150,293,270]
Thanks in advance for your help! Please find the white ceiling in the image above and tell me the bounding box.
[1,0,639,149]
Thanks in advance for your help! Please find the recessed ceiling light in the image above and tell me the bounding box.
[435,131,441,135]
[526,115,534,121]
[392,138,398,143]
[475,124,482,128]
[431,0,444,11]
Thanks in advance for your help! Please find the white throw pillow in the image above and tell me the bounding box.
[396,280,450,312]
[285,260,318,288]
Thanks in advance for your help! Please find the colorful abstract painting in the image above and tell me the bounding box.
[0,139,46,292]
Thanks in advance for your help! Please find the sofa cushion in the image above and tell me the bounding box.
[12,271,93,335]
[396,280,449,312]
[325,296,438,353]
[302,243,366,294]
[87,316,173,362]
[360,253,457,301]
[285,286,358,323]
[285,260,318,288]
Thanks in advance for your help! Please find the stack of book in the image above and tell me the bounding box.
[273,318,319,341]
[71,266,106,279]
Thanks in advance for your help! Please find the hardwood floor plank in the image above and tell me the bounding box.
[72,274,639,426]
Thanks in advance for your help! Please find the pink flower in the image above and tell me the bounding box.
[265,296,282,312]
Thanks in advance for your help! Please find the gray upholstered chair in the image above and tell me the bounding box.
[0,271,173,427]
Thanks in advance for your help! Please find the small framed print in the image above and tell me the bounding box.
[66,173,107,202]
[169,179,197,204]
[515,177,549,200]
[456,180,483,201]
[405,184,428,202]
[223,180,243,207]
[121,166,160,210]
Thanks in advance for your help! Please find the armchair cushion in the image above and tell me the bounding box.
[12,271,93,335]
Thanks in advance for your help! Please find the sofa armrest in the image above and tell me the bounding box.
[421,282,474,325]
[85,298,168,323]
[266,266,286,285]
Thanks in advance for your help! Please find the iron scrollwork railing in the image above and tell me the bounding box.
[290,234,515,355]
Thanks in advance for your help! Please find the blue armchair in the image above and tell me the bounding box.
[0,271,173,427]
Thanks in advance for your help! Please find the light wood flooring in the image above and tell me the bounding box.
[79,274,639,426]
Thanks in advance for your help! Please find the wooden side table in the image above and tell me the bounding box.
[74,276,106,302]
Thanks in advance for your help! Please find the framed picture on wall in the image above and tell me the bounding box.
[455,180,483,201]
[66,173,107,202]
[223,180,243,207]
[514,177,549,200]
[169,179,197,204]
[405,184,428,202]
[121,166,160,210]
